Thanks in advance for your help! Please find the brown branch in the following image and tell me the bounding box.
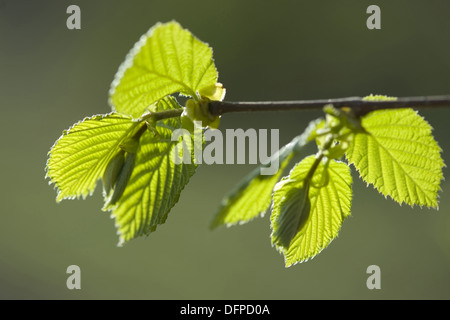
[208,95,450,117]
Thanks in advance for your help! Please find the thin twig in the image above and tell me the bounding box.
[209,95,450,117]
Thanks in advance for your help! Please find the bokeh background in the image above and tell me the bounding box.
[1,0,450,299]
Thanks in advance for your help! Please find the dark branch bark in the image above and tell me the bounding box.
[208,95,450,117]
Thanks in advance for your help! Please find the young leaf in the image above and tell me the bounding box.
[346,108,444,208]
[210,155,293,229]
[210,119,322,229]
[109,21,219,118]
[103,96,198,245]
[271,179,311,249]
[102,149,125,196]
[271,156,352,266]
[46,113,138,201]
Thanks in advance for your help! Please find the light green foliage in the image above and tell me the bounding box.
[346,107,444,208]
[211,119,322,229]
[46,21,445,265]
[271,156,352,266]
[103,97,198,244]
[109,21,218,119]
[102,149,125,196]
[46,113,138,201]
[47,22,216,244]
[107,152,137,206]
[47,97,197,244]
[210,156,293,229]
[271,178,311,249]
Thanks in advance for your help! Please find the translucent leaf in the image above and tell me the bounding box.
[46,113,138,201]
[210,156,293,229]
[103,97,198,244]
[346,108,444,208]
[271,179,311,249]
[210,119,322,229]
[271,156,352,266]
[109,21,218,118]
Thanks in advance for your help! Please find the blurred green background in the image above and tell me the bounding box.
[1,0,450,299]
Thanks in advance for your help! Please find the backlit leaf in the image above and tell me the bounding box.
[46,113,138,201]
[103,97,198,244]
[210,119,322,228]
[109,21,218,118]
[271,156,352,266]
[346,108,444,208]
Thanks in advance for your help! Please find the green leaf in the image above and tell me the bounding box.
[271,156,352,266]
[346,108,444,208]
[109,21,218,119]
[46,113,138,202]
[210,119,322,229]
[271,179,311,249]
[103,96,198,245]
[210,156,293,229]
[46,96,197,244]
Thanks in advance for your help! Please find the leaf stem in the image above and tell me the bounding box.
[208,95,450,117]
[307,153,324,181]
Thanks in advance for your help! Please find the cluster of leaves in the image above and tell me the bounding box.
[215,101,444,266]
[46,21,444,266]
[46,21,218,244]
